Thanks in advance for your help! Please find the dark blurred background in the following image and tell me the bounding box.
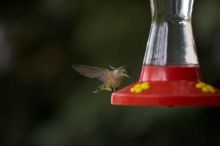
[1,0,220,146]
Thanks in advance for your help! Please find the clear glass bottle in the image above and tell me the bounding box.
[143,0,198,66]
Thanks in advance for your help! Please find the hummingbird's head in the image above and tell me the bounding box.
[115,66,130,78]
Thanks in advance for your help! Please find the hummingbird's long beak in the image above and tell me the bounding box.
[125,74,130,78]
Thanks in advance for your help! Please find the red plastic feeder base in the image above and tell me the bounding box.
[111,66,220,106]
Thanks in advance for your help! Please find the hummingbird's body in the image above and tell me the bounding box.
[72,65,129,93]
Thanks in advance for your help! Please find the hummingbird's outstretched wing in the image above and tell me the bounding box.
[72,65,108,82]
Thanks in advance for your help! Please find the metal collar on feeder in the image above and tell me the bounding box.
[111,0,220,106]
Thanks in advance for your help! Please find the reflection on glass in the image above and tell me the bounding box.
[144,0,198,66]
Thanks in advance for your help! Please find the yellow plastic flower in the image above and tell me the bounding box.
[195,82,216,93]
[134,86,143,93]
[130,82,150,93]
[141,82,150,90]
[195,82,206,88]
[134,84,142,88]
[130,87,135,92]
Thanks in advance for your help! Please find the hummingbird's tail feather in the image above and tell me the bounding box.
[93,90,99,93]
[93,84,113,93]
[93,85,104,93]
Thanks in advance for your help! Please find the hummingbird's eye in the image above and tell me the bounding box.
[123,70,126,73]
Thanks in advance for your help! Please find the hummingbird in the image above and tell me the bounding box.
[72,65,130,93]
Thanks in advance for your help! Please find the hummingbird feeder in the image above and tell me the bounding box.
[111,0,220,106]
